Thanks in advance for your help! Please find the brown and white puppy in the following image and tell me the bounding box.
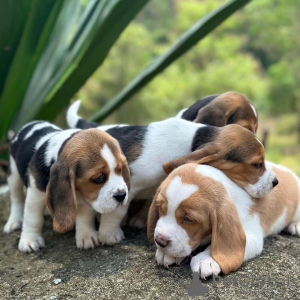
[66,101,276,246]
[148,162,300,278]
[3,121,130,252]
[177,92,258,133]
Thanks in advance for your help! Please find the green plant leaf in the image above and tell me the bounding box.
[0,0,32,96]
[33,0,150,123]
[91,0,252,122]
[0,0,65,141]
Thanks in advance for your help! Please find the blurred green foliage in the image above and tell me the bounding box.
[77,0,300,125]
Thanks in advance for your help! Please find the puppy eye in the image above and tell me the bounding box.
[252,163,263,169]
[183,217,193,223]
[91,174,106,184]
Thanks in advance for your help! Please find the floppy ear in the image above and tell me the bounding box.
[209,198,246,274]
[147,187,161,243]
[46,161,77,233]
[122,161,131,190]
[163,146,220,175]
[194,105,227,126]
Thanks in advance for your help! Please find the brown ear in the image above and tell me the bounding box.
[163,146,220,175]
[147,187,161,243]
[209,199,246,274]
[122,161,131,190]
[194,105,227,126]
[46,161,77,233]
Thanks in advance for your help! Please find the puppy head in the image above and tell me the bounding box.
[46,129,130,233]
[194,92,258,133]
[163,124,277,198]
[148,163,246,274]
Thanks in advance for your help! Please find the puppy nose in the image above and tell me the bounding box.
[272,178,279,187]
[155,234,170,248]
[114,190,127,202]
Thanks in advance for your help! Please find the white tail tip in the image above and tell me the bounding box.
[67,100,81,128]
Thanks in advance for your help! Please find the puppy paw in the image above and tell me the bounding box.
[286,221,300,237]
[18,235,45,253]
[76,230,99,250]
[128,216,147,229]
[98,227,125,246]
[191,252,221,279]
[4,219,22,233]
[155,248,184,267]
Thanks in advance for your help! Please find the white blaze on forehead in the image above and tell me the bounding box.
[250,103,257,118]
[101,144,117,171]
[24,122,59,140]
[166,176,199,214]
[154,176,198,257]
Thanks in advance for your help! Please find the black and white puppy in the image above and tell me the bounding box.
[66,101,277,246]
[177,91,258,133]
[4,121,130,252]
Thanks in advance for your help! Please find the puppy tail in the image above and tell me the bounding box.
[66,100,99,130]
[67,100,82,129]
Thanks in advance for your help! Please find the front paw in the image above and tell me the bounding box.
[18,235,45,253]
[155,248,184,267]
[4,219,22,234]
[76,230,99,250]
[190,252,221,279]
[98,227,125,245]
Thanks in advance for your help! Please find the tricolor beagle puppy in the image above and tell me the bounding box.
[4,121,130,252]
[176,92,258,133]
[66,101,277,246]
[147,162,300,278]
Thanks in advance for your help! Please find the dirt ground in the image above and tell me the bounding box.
[0,186,300,300]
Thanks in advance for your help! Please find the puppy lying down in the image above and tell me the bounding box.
[147,162,300,278]
[4,122,130,252]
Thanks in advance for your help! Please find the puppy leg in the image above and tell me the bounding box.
[190,247,221,279]
[4,156,25,233]
[128,199,152,229]
[76,198,99,250]
[155,248,184,267]
[18,178,46,253]
[98,199,132,245]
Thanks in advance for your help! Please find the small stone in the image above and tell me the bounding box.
[53,278,62,285]
[50,297,57,300]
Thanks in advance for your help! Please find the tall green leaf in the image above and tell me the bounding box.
[31,0,150,124]
[0,0,65,140]
[91,0,252,122]
[0,0,32,96]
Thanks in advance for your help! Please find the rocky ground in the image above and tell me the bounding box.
[0,186,300,300]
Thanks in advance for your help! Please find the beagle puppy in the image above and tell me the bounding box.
[4,121,130,252]
[66,101,277,246]
[176,92,258,133]
[147,162,300,278]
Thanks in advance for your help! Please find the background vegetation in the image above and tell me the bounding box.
[76,0,300,175]
[0,0,299,176]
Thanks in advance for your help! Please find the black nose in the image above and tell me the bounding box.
[272,178,279,187]
[114,191,127,202]
[155,235,170,248]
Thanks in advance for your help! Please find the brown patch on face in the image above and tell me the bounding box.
[194,91,258,133]
[46,128,130,232]
[251,165,300,235]
[163,124,266,190]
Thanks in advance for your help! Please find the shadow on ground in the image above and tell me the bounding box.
[0,189,300,299]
